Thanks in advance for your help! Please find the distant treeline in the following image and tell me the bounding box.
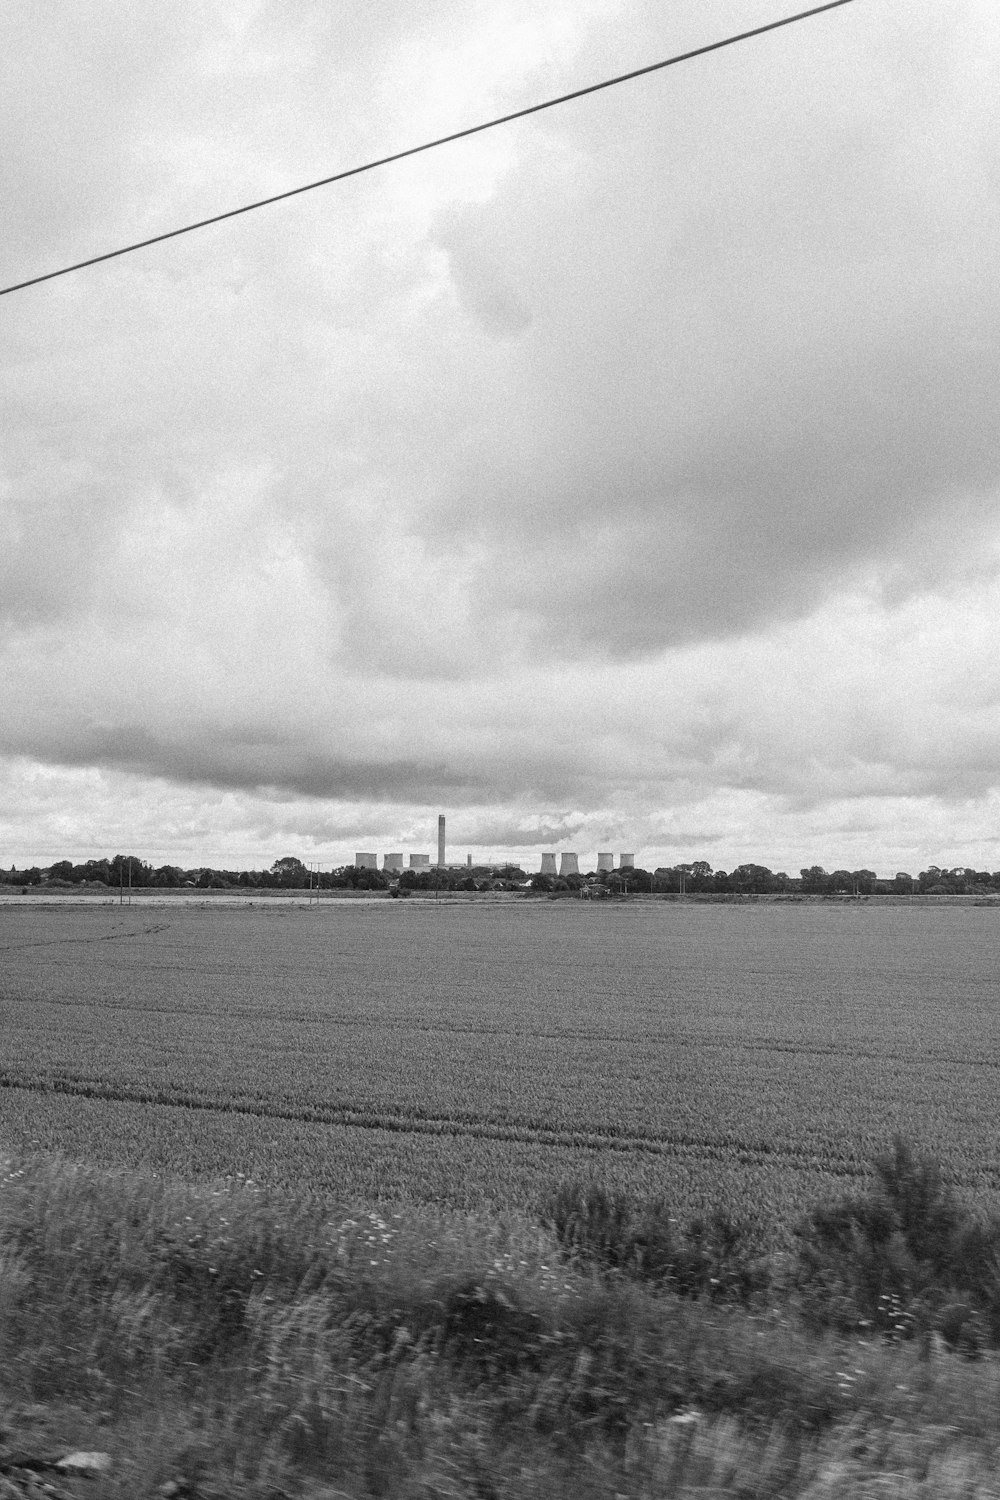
[3,853,529,893]
[5,852,1000,896]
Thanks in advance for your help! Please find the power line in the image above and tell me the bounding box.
[0,0,854,300]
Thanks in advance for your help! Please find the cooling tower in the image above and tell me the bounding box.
[620,853,635,869]
[383,853,403,872]
[559,852,580,877]
[355,852,378,870]
[438,815,446,868]
[409,853,430,869]
[540,853,557,876]
[596,852,614,872]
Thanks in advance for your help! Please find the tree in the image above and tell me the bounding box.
[730,864,776,894]
[341,865,387,890]
[271,856,307,886]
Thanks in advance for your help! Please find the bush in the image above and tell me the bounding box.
[795,1136,1000,1349]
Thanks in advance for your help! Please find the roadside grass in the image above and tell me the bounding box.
[3,1141,1000,1496]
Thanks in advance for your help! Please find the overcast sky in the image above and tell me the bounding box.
[3,0,999,875]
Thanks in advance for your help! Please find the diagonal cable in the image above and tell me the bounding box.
[0,0,854,299]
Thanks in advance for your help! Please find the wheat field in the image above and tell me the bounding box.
[1,898,997,1236]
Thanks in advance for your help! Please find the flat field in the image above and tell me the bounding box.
[1,899,998,1237]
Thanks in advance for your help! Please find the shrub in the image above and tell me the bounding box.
[543,1181,642,1272]
[795,1136,1000,1349]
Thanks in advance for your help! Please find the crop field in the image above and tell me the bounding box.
[1,899,998,1238]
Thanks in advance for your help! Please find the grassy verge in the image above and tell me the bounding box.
[3,1142,1000,1497]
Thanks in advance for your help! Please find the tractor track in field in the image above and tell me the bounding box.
[0,1067,913,1182]
[0,923,171,954]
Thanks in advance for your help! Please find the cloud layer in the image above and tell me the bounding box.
[3,0,1000,871]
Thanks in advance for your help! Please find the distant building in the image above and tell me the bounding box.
[355,852,378,870]
[438,815,446,868]
[596,852,614,872]
[620,853,635,869]
[540,853,557,876]
[409,853,430,869]
[559,852,580,877]
[383,853,403,872]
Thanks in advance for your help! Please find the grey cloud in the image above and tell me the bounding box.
[417,2,1000,657]
[28,729,494,807]
[464,817,589,847]
[463,816,725,852]
[434,204,534,338]
[4,1,1000,871]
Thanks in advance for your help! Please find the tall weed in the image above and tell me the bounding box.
[541,1180,770,1304]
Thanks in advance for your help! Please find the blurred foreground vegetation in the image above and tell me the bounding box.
[4,1139,1000,1496]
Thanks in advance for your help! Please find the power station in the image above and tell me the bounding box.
[355,818,642,874]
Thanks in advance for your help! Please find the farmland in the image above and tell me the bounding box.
[1,899,998,1239]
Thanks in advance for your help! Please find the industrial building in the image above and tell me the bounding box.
[355,815,643,879]
[537,851,641,875]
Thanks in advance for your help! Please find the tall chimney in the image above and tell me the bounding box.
[438,815,446,868]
